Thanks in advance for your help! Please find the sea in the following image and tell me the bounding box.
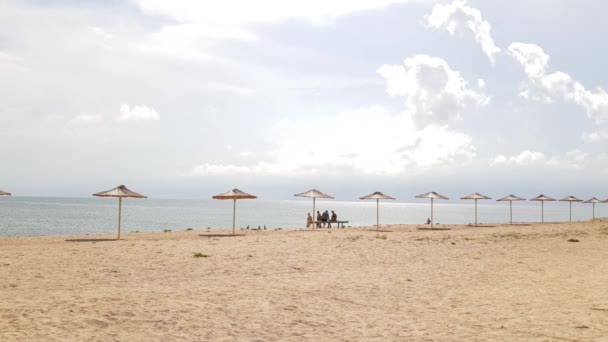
[0,196,603,237]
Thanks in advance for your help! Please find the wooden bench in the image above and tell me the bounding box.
[312,220,349,228]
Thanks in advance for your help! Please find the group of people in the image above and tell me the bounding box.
[306,210,338,228]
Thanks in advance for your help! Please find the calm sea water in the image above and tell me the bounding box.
[0,196,603,237]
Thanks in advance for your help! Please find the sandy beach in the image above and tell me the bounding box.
[1,221,608,341]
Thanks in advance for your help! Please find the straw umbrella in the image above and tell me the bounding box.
[460,193,491,225]
[583,197,601,221]
[294,189,334,229]
[359,191,395,232]
[93,185,147,239]
[559,196,582,222]
[496,195,525,224]
[0,190,11,196]
[212,188,257,235]
[530,194,555,223]
[415,192,448,229]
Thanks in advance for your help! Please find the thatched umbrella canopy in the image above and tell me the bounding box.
[559,196,583,222]
[0,190,11,196]
[93,185,147,239]
[583,197,601,221]
[496,194,525,224]
[359,191,395,232]
[530,194,555,223]
[212,189,257,235]
[415,192,448,228]
[460,193,491,225]
[294,189,334,230]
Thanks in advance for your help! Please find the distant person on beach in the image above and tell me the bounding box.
[329,210,337,228]
[316,211,322,228]
[426,218,431,224]
[307,213,313,228]
[322,210,329,228]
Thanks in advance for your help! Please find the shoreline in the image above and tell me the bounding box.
[0,218,603,240]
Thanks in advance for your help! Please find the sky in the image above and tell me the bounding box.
[1,0,608,200]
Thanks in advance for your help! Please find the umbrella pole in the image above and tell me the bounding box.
[475,199,478,226]
[569,201,572,222]
[431,198,434,229]
[117,197,122,239]
[232,199,236,235]
[510,200,513,225]
[541,201,544,223]
[312,197,316,230]
[593,202,595,221]
[376,198,379,232]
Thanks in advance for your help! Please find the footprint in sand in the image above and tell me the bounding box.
[85,318,110,328]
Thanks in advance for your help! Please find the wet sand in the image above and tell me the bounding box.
[1,221,608,341]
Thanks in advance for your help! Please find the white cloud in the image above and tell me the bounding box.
[129,0,441,67]
[377,54,489,128]
[425,1,608,142]
[89,26,113,40]
[582,129,608,143]
[69,114,104,125]
[425,1,608,134]
[137,24,215,62]
[192,163,252,175]
[508,43,547,79]
[68,105,160,126]
[118,103,160,121]
[135,0,417,35]
[203,82,255,96]
[491,150,546,166]
[192,104,476,177]
[547,149,589,168]
[134,0,419,61]
[509,42,608,128]
[491,149,588,168]
[426,0,501,63]
[192,53,488,177]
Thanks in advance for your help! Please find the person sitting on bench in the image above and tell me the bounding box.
[322,210,329,228]
[329,210,338,228]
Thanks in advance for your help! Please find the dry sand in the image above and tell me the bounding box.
[1,221,608,341]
